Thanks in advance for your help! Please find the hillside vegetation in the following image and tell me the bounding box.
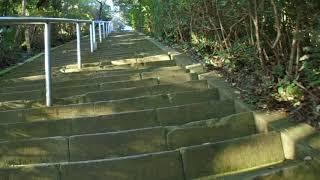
[115,0,320,127]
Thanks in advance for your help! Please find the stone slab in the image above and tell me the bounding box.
[181,132,285,179]
[0,137,68,166]
[69,127,167,161]
[0,164,59,180]
[1,120,71,141]
[60,151,184,180]
[167,112,256,149]
[71,109,158,135]
[157,100,235,126]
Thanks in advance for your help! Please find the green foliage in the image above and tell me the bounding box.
[277,78,303,103]
[0,28,21,68]
[272,65,285,79]
[0,0,110,70]
[303,59,320,86]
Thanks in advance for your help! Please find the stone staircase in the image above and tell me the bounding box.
[0,32,319,180]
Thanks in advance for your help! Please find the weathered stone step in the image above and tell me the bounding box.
[0,89,222,124]
[181,132,285,179]
[166,112,257,149]
[0,131,291,179]
[64,80,208,104]
[0,78,159,102]
[61,59,176,73]
[69,127,167,161]
[196,160,302,180]
[0,100,235,141]
[0,60,177,86]
[60,151,184,180]
[110,56,170,66]
[0,136,68,167]
[0,151,185,180]
[0,68,193,97]
[0,73,140,93]
[0,65,181,91]
[0,80,208,110]
[246,159,320,180]
[0,112,256,166]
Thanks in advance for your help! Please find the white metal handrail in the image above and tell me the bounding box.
[0,17,113,107]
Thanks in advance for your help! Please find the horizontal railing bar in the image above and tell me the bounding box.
[0,17,108,24]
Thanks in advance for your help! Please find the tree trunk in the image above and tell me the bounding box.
[252,0,265,71]
[22,0,32,54]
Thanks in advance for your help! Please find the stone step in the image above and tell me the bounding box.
[0,80,208,110]
[0,151,185,180]
[62,59,175,73]
[0,131,291,179]
[0,100,235,141]
[0,65,182,91]
[196,160,302,180]
[180,132,285,179]
[166,112,257,149]
[0,78,159,102]
[0,112,257,166]
[63,80,208,104]
[0,89,222,124]
[0,136,68,167]
[110,56,171,66]
[246,159,320,180]
[0,60,177,86]
[60,151,185,180]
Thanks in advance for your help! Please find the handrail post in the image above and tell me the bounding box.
[102,22,106,39]
[89,24,94,53]
[92,21,97,50]
[106,21,109,37]
[44,22,52,107]
[106,22,109,36]
[99,22,102,43]
[76,22,81,69]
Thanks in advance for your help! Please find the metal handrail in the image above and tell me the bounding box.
[0,17,114,107]
[0,17,91,24]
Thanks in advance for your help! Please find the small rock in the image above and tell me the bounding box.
[231,83,236,86]
[316,105,320,113]
[234,90,241,94]
[304,156,312,161]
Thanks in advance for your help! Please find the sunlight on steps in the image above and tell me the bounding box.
[0,32,319,180]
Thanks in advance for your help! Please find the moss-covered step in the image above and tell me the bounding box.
[167,112,257,149]
[0,164,59,180]
[60,151,184,180]
[0,78,158,102]
[69,127,167,161]
[180,132,285,179]
[0,137,68,167]
[0,89,221,124]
